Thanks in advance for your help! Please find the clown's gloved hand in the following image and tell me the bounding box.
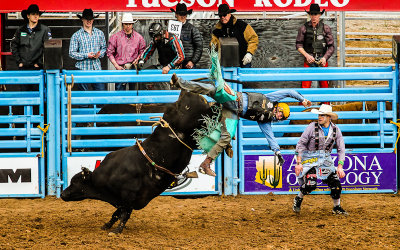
[242,53,253,65]
[275,151,285,166]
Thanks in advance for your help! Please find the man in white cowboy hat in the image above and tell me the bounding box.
[293,104,347,215]
[170,3,203,69]
[296,3,335,90]
[11,4,52,90]
[107,13,146,90]
[211,4,258,68]
[69,8,107,91]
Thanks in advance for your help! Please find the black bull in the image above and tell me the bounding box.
[61,90,212,234]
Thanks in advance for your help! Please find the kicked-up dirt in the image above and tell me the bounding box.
[0,193,399,249]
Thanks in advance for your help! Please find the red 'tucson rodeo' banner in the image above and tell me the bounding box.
[1,0,400,13]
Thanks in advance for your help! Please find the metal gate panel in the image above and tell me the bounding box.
[0,70,46,198]
[58,69,222,197]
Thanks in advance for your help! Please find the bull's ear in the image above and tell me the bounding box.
[81,167,92,181]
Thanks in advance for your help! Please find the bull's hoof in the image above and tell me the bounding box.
[101,223,113,230]
[170,73,180,88]
[111,226,124,234]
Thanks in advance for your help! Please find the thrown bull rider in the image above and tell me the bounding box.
[170,48,312,176]
[294,104,348,215]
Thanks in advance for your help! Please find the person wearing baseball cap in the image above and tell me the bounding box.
[107,13,145,90]
[11,4,52,90]
[211,4,258,68]
[293,104,347,215]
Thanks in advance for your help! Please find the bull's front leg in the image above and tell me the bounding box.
[112,208,132,234]
[101,207,122,230]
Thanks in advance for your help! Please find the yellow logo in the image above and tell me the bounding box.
[302,157,318,165]
[255,156,282,188]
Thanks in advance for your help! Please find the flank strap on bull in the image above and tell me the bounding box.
[136,116,193,151]
[136,139,178,177]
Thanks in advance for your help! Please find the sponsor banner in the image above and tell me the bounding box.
[67,154,215,192]
[0,158,39,195]
[2,1,400,12]
[244,153,397,193]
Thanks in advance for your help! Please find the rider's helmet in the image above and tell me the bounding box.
[149,23,163,39]
[276,103,290,120]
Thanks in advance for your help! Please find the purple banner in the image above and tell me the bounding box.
[244,153,397,193]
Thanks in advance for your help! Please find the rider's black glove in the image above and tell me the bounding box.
[275,151,285,166]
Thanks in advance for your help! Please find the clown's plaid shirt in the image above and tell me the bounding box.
[69,27,106,70]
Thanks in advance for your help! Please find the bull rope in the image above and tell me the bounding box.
[136,139,178,177]
[136,116,193,151]
[66,75,74,153]
[389,120,400,153]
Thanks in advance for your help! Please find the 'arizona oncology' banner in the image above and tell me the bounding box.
[244,153,397,194]
[2,1,400,12]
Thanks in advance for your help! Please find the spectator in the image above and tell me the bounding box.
[211,4,258,68]
[11,4,52,91]
[69,8,107,91]
[136,22,185,90]
[170,50,311,176]
[170,3,203,69]
[293,104,347,215]
[296,4,335,89]
[107,13,146,90]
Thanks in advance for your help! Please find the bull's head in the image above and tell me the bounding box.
[162,90,211,148]
[60,167,93,201]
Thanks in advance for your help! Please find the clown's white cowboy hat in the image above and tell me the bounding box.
[311,104,338,120]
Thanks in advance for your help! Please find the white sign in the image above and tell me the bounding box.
[0,157,39,195]
[167,20,182,39]
[67,156,105,185]
[66,154,215,192]
[165,154,216,193]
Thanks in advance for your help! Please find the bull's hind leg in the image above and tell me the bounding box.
[112,208,133,234]
[101,208,122,230]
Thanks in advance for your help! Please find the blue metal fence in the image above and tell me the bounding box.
[58,69,222,198]
[236,65,398,195]
[0,65,398,197]
[0,70,46,198]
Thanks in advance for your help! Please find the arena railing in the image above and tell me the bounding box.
[1,65,397,198]
[0,70,46,198]
[235,65,398,195]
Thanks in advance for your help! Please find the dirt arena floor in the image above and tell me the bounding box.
[0,193,399,249]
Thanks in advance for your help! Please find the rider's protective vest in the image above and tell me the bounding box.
[304,22,327,56]
[242,92,276,123]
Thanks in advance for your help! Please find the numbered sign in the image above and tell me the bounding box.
[168,20,182,39]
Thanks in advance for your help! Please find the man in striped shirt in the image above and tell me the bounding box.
[69,9,107,91]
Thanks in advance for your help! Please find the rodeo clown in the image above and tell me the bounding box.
[293,104,347,215]
[170,48,312,177]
